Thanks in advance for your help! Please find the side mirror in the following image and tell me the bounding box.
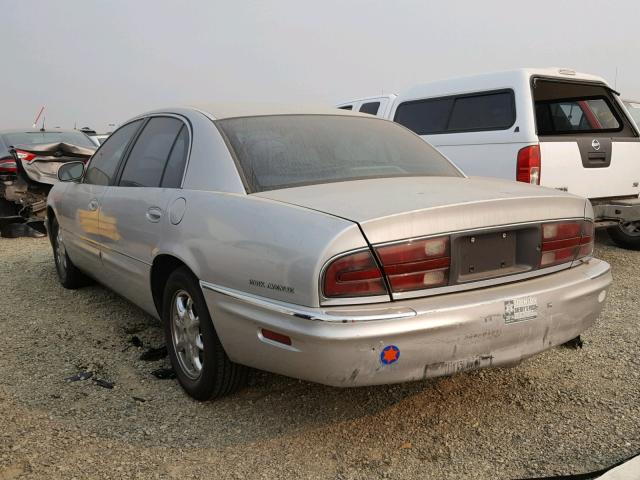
[57,161,85,182]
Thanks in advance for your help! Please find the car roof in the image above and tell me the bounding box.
[136,103,369,121]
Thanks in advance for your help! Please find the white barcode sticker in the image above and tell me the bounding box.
[504,296,538,324]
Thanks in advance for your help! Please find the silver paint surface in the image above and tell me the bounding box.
[47,106,612,386]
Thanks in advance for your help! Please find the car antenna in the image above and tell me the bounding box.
[32,105,45,129]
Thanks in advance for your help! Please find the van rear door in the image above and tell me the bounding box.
[533,78,640,199]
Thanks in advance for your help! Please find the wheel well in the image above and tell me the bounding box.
[46,207,56,244]
[150,255,193,317]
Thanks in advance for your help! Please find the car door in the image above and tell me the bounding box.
[98,115,189,314]
[533,78,640,199]
[57,120,143,275]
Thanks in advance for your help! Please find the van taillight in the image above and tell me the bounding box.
[322,250,387,298]
[517,145,541,185]
[375,236,450,292]
[540,220,594,267]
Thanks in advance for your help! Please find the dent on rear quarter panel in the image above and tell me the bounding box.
[158,190,368,307]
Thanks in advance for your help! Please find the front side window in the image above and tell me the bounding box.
[84,120,142,186]
[359,102,380,115]
[119,117,184,187]
[394,91,515,135]
[217,114,462,193]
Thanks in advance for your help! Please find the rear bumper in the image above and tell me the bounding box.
[593,197,640,223]
[200,259,611,387]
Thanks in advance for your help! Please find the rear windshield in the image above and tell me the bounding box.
[533,80,625,135]
[0,131,96,148]
[216,115,462,193]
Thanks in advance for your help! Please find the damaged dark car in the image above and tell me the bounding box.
[0,129,96,237]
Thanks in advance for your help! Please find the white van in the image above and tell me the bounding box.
[340,68,640,249]
[337,94,397,117]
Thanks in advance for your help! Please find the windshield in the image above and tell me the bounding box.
[1,131,96,148]
[216,114,462,193]
[624,101,640,126]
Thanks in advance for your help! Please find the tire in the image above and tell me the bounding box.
[162,267,247,400]
[607,222,640,250]
[50,216,91,288]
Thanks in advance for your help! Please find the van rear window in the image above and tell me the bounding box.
[533,79,627,136]
[536,98,620,135]
[394,90,515,135]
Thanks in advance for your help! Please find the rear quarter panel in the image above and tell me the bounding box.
[156,190,368,308]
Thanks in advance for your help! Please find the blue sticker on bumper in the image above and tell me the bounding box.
[380,345,400,365]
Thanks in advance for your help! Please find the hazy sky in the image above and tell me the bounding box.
[2,0,639,132]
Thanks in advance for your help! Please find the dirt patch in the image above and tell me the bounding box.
[1,233,638,479]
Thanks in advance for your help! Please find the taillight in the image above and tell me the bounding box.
[15,150,36,163]
[540,220,594,267]
[375,236,450,292]
[322,250,387,298]
[517,145,540,185]
[0,158,17,173]
[576,221,594,260]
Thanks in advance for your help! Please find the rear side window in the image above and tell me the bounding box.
[119,117,184,187]
[395,97,453,135]
[84,120,142,186]
[359,102,380,115]
[394,90,515,135]
[447,92,515,131]
[161,126,189,188]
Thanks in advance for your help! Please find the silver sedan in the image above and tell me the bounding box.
[47,106,612,400]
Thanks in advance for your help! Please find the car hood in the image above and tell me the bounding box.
[254,176,589,244]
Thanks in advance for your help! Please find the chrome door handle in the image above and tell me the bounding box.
[145,207,163,223]
[88,199,99,211]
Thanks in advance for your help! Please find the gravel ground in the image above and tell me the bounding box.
[1,233,639,479]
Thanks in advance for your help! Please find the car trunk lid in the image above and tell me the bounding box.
[255,176,588,244]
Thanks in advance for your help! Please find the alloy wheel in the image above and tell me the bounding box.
[170,290,204,379]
